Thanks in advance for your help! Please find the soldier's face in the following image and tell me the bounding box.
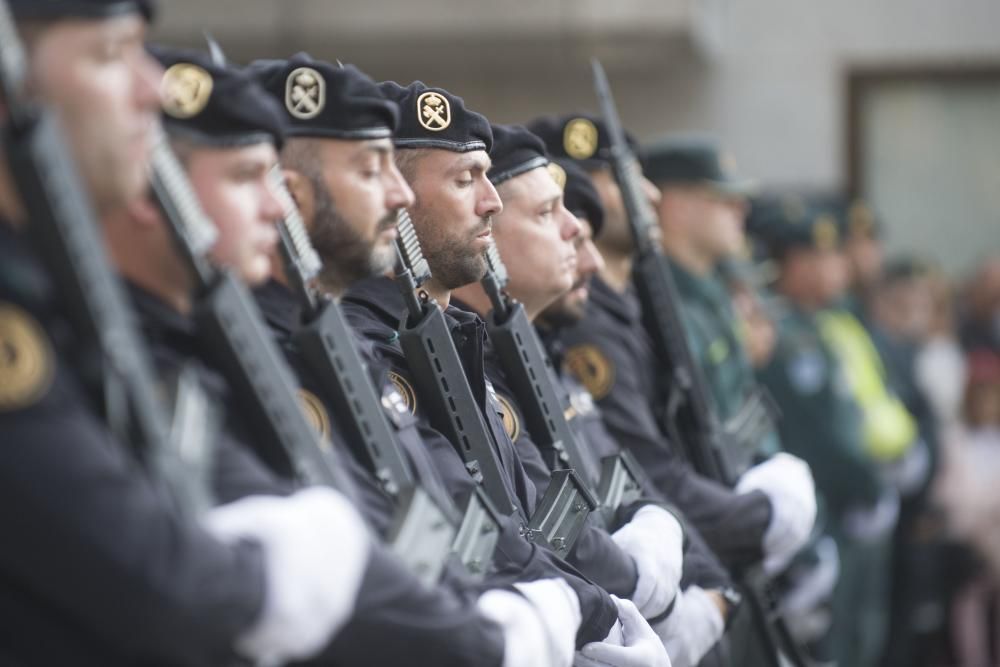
[405,149,502,290]
[186,143,282,286]
[27,16,161,215]
[812,248,849,304]
[539,218,605,327]
[494,167,580,318]
[686,188,747,261]
[296,138,414,289]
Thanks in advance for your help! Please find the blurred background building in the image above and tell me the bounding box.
[153,0,1000,275]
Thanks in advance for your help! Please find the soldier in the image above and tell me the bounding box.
[0,2,371,665]
[528,113,816,578]
[640,137,780,463]
[752,201,898,667]
[340,81,669,664]
[451,124,746,667]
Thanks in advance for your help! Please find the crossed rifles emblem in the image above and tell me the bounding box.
[286,67,326,120]
[417,92,451,132]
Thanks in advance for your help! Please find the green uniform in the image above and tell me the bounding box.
[758,302,892,667]
[669,257,780,468]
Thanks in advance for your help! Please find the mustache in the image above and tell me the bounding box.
[376,213,397,232]
[473,216,492,237]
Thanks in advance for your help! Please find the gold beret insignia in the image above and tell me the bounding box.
[388,371,418,414]
[297,389,331,443]
[563,118,598,160]
[417,91,451,132]
[161,63,213,119]
[547,162,567,191]
[286,67,326,120]
[0,304,54,411]
[848,201,875,238]
[564,344,615,400]
[495,393,521,441]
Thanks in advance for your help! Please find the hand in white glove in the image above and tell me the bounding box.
[653,586,724,667]
[202,487,370,667]
[611,505,684,618]
[478,578,582,667]
[737,452,817,574]
[575,596,673,667]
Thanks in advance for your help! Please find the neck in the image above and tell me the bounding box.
[423,276,451,310]
[451,282,493,319]
[0,160,26,226]
[776,277,822,313]
[104,214,192,315]
[596,241,633,294]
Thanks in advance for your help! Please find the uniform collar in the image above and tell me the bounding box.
[343,275,405,329]
[666,256,729,309]
[589,274,640,324]
[253,279,303,339]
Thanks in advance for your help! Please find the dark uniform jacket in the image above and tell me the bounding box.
[128,281,506,667]
[342,276,619,646]
[559,276,772,570]
[0,224,265,667]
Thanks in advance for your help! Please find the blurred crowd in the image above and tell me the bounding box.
[735,196,1000,666]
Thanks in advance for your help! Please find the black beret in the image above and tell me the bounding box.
[551,158,605,238]
[246,54,398,141]
[150,45,285,150]
[526,112,638,172]
[641,136,754,196]
[9,0,154,20]
[487,124,548,186]
[378,81,492,153]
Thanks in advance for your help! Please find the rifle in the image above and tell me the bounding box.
[592,59,810,667]
[480,238,642,527]
[0,2,212,516]
[393,210,590,557]
[270,168,499,583]
[148,128,358,500]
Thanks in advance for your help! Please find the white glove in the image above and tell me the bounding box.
[737,453,817,574]
[478,579,580,667]
[653,586,725,667]
[477,579,581,667]
[611,505,684,618]
[575,596,672,667]
[202,487,370,667]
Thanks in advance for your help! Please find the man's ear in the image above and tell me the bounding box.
[128,193,163,229]
[283,168,316,233]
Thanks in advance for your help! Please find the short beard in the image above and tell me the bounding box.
[412,209,490,291]
[308,177,396,291]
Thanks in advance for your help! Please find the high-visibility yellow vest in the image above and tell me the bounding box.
[818,309,917,462]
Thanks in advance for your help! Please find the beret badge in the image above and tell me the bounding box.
[563,118,598,160]
[417,91,451,131]
[286,67,326,120]
[161,63,213,119]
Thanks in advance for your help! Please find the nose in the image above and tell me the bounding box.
[385,161,415,211]
[133,48,164,113]
[475,177,503,219]
[579,237,606,278]
[558,203,581,242]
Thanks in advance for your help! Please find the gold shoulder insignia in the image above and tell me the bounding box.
[161,63,213,119]
[297,389,331,443]
[563,118,598,160]
[564,344,615,400]
[0,304,54,411]
[388,371,418,414]
[417,91,451,132]
[286,67,326,120]
[547,162,567,190]
[495,393,521,441]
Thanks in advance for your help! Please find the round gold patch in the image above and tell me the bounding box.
[161,63,213,119]
[495,393,521,441]
[297,389,331,442]
[563,118,599,160]
[388,371,418,414]
[417,91,451,132]
[564,344,615,400]
[286,67,326,120]
[547,162,567,191]
[0,304,54,411]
